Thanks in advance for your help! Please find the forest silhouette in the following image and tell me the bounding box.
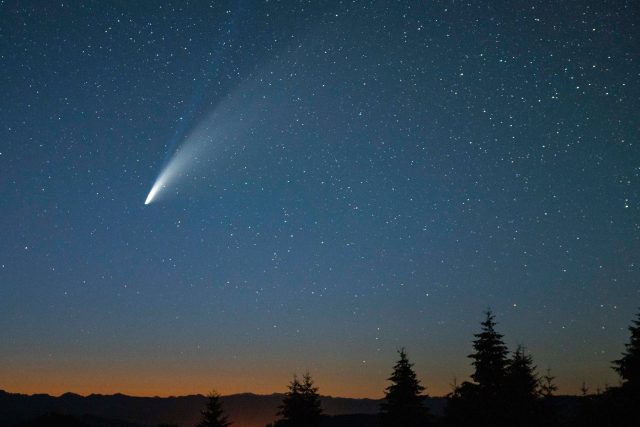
[11,309,639,427]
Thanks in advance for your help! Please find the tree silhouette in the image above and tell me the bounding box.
[300,373,322,421]
[445,310,510,427]
[539,368,559,427]
[504,345,542,426]
[196,391,231,427]
[613,309,640,392]
[380,348,431,427]
[539,368,557,398]
[274,373,322,427]
[601,309,640,427]
[470,310,510,391]
[506,345,539,399]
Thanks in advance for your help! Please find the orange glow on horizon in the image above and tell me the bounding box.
[0,369,594,398]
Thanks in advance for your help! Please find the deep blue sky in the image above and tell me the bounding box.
[1,0,638,397]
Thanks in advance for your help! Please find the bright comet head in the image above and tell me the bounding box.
[144,184,159,205]
[144,175,167,205]
[144,143,197,205]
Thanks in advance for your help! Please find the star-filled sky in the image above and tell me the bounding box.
[1,0,638,398]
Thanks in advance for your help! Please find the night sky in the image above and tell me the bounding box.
[1,0,639,398]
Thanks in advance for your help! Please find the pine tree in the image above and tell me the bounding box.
[380,349,431,427]
[276,374,302,425]
[539,369,559,427]
[506,346,540,400]
[469,310,510,391]
[612,309,640,392]
[604,309,640,427]
[197,391,231,427]
[539,368,557,398]
[505,345,542,426]
[446,311,510,427]
[274,373,322,427]
[300,373,322,421]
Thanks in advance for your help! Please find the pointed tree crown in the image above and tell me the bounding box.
[381,349,431,426]
[277,372,322,426]
[469,310,510,389]
[613,309,640,390]
[278,374,302,420]
[196,391,231,427]
[300,372,322,419]
[540,368,558,398]
[506,345,540,399]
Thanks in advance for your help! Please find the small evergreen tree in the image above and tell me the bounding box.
[380,349,431,427]
[505,345,542,426]
[612,309,640,392]
[276,374,302,426]
[602,309,640,427]
[300,373,322,421]
[274,373,322,427]
[539,368,559,427]
[539,368,557,398]
[444,380,479,427]
[197,391,231,427]
[506,346,540,400]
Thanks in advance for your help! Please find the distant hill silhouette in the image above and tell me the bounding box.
[0,389,587,427]
[0,390,446,427]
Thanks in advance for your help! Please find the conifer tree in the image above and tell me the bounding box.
[539,368,559,427]
[539,368,557,398]
[506,345,540,400]
[505,345,542,426]
[300,373,322,421]
[612,309,640,392]
[605,309,640,427]
[446,311,510,427]
[380,349,431,427]
[197,391,231,427]
[469,310,510,391]
[274,373,322,427]
[276,374,302,425]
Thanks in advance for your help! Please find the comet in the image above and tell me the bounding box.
[144,183,160,205]
[144,48,289,205]
[145,14,243,206]
[143,76,268,206]
[144,133,209,205]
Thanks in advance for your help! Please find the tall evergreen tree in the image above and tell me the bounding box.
[197,391,231,427]
[274,373,322,427]
[380,349,431,427]
[469,310,510,391]
[612,309,640,392]
[445,311,510,427]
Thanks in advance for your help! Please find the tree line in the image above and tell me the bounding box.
[196,309,640,427]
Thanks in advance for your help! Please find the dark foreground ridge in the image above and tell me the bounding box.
[0,390,434,427]
[0,389,585,427]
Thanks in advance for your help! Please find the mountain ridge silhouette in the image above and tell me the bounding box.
[0,389,408,427]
